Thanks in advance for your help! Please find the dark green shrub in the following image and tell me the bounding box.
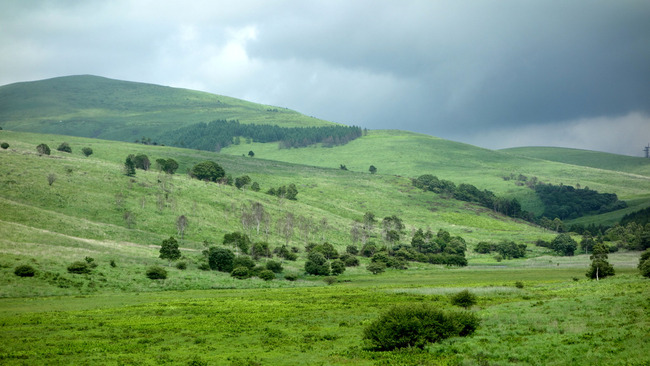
[266,260,283,273]
[341,254,360,267]
[639,259,650,278]
[109,260,117,268]
[258,269,275,281]
[515,281,524,289]
[14,264,36,277]
[305,251,330,276]
[57,142,72,153]
[198,262,211,271]
[284,273,298,281]
[176,262,187,270]
[146,266,167,280]
[233,256,256,270]
[36,143,50,155]
[450,289,477,308]
[1,142,9,149]
[190,161,225,182]
[160,236,181,261]
[638,249,650,271]
[67,261,91,274]
[363,303,479,350]
[346,245,359,255]
[330,259,346,275]
[367,262,386,275]
[81,147,93,157]
[231,266,250,279]
[207,247,235,272]
[323,276,337,285]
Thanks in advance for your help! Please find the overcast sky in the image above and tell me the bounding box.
[1,1,649,156]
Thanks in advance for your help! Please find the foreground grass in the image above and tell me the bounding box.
[0,269,647,365]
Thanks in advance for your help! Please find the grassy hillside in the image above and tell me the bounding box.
[221,130,650,221]
[0,75,334,142]
[0,130,560,297]
[502,146,650,177]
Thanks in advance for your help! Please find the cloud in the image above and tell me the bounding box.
[0,0,649,155]
[466,112,650,156]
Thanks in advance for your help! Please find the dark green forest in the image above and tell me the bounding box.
[161,120,363,151]
[535,183,627,220]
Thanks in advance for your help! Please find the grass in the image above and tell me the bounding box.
[0,269,647,365]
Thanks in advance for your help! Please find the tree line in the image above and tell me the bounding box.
[161,119,363,151]
[534,183,627,220]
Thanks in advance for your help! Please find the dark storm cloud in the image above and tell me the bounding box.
[1,0,648,154]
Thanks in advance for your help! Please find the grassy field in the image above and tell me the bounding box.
[0,267,647,365]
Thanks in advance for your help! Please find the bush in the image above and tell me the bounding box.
[57,142,72,153]
[231,266,250,279]
[346,245,359,255]
[305,251,330,276]
[258,269,275,281]
[284,273,298,281]
[36,143,50,155]
[176,262,187,270]
[639,259,650,278]
[340,253,360,267]
[363,303,479,350]
[323,276,337,285]
[14,264,36,277]
[207,247,235,272]
[81,147,93,157]
[233,256,256,270]
[67,261,91,274]
[450,289,477,308]
[1,142,9,149]
[110,260,117,268]
[330,259,346,275]
[367,262,386,275]
[266,260,283,273]
[515,281,524,289]
[146,266,168,280]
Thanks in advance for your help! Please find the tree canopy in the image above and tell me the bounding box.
[190,161,225,182]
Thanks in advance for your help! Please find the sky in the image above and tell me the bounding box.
[1,0,649,156]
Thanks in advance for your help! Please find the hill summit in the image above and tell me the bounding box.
[0,75,335,142]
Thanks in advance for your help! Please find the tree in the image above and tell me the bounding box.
[369,165,377,174]
[191,161,225,182]
[124,154,136,176]
[248,150,255,157]
[67,261,91,274]
[1,142,9,149]
[367,261,386,275]
[235,175,251,189]
[331,259,346,275]
[223,232,251,254]
[133,154,150,170]
[160,236,181,262]
[551,233,578,256]
[286,184,298,200]
[586,242,614,280]
[176,215,188,240]
[156,158,179,174]
[57,142,72,153]
[251,182,260,192]
[639,249,650,278]
[305,251,330,276]
[207,247,235,272]
[37,143,50,155]
[81,147,93,157]
[258,270,275,281]
[266,260,284,273]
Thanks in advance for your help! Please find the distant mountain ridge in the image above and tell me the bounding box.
[0,75,336,142]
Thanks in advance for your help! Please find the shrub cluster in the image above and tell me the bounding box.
[363,303,479,350]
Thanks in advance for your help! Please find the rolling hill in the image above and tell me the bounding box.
[0,75,335,142]
[2,75,649,225]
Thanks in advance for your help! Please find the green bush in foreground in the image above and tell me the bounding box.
[450,289,477,308]
[14,264,36,277]
[1,142,9,149]
[363,303,479,350]
[146,266,168,280]
[258,269,275,281]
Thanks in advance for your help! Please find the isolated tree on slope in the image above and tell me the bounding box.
[160,236,181,262]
